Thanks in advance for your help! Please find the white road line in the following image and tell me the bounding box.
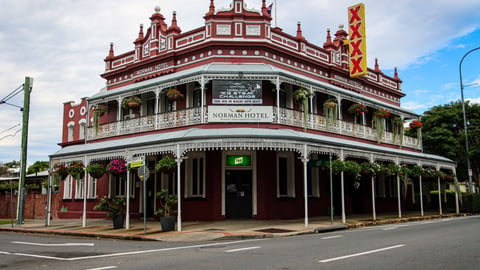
[2,239,263,261]
[321,235,342,240]
[225,246,261,253]
[0,251,11,255]
[319,244,405,263]
[84,266,117,270]
[12,241,95,247]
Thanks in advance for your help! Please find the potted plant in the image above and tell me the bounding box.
[391,117,404,146]
[348,103,368,124]
[372,108,391,142]
[122,96,142,109]
[154,189,178,232]
[409,120,423,145]
[107,158,128,176]
[383,163,400,176]
[343,160,362,177]
[52,163,69,180]
[360,162,382,177]
[323,98,338,128]
[92,105,107,135]
[86,162,106,179]
[328,159,345,175]
[166,88,184,100]
[293,88,311,130]
[93,196,126,229]
[155,156,177,174]
[409,165,424,178]
[67,160,85,179]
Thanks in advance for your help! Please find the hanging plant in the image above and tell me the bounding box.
[92,106,107,135]
[86,162,106,179]
[293,88,311,130]
[409,165,424,178]
[360,162,382,177]
[383,163,400,176]
[107,158,128,175]
[122,96,142,109]
[68,160,85,179]
[343,161,362,177]
[166,88,184,100]
[155,156,177,174]
[409,120,423,145]
[348,103,368,124]
[323,98,338,128]
[52,163,69,180]
[391,117,404,146]
[372,109,390,142]
[327,159,345,175]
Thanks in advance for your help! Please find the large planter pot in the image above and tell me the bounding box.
[112,215,124,229]
[160,216,176,232]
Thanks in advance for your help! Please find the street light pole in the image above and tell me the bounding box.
[459,46,480,193]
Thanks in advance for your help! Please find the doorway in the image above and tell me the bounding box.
[225,170,252,219]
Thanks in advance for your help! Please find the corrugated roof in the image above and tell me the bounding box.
[50,127,453,164]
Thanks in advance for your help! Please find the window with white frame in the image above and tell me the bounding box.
[67,122,74,142]
[87,177,97,199]
[79,120,86,140]
[109,173,135,198]
[160,171,177,195]
[75,178,84,199]
[63,176,73,199]
[277,152,295,197]
[185,152,206,198]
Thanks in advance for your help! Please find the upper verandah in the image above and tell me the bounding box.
[101,0,403,102]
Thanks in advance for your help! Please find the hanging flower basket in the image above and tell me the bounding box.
[122,96,142,109]
[166,88,184,100]
[53,163,69,180]
[155,156,177,174]
[107,159,128,176]
[323,98,338,128]
[374,108,391,118]
[348,103,368,124]
[86,162,106,179]
[292,88,311,103]
[68,160,85,179]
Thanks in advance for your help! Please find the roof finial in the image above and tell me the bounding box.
[106,42,115,60]
[167,11,181,34]
[296,21,305,41]
[374,58,382,73]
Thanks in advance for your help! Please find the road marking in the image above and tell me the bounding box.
[319,244,405,263]
[2,239,263,261]
[225,246,261,253]
[0,251,11,255]
[12,241,95,247]
[84,266,118,270]
[321,235,342,240]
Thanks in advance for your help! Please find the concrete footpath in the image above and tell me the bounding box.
[0,213,470,242]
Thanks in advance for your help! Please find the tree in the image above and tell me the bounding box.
[27,161,49,175]
[407,101,480,183]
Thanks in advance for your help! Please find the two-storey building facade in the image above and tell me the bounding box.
[50,0,455,228]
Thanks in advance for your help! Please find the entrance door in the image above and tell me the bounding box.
[225,170,252,219]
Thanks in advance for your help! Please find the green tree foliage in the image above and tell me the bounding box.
[407,101,480,182]
[27,161,49,175]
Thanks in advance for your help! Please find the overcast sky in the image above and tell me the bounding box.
[1,0,479,165]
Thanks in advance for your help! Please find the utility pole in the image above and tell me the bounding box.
[16,77,33,225]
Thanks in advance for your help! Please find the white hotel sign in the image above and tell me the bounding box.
[208,106,273,123]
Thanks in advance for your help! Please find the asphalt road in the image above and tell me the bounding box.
[1,216,479,270]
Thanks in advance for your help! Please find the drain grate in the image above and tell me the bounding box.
[254,228,294,233]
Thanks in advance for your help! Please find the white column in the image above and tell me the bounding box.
[371,176,376,221]
[419,175,424,216]
[303,144,309,228]
[276,76,280,123]
[438,177,443,215]
[201,76,205,124]
[341,172,346,224]
[397,175,402,218]
[82,156,88,227]
[176,144,183,232]
[117,97,122,136]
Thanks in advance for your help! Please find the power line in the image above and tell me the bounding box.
[0,128,21,141]
[0,123,21,135]
[1,84,24,102]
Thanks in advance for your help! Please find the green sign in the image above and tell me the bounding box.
[129,159,145,168]
[226,155,251,166]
